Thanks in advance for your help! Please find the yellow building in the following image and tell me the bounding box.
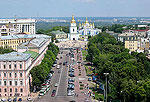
[125,35,138,52]
[0,34,34,50]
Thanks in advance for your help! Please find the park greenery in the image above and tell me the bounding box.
[86,32,150,102]
[30,42,59,89]
[0,47,14,54]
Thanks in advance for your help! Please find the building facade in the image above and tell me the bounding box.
[0,24,16,36]
[0,52,32,97]
[125,35,138,52]
[69,15,80,40]
[78,17,101,37]
[0,19,36,34]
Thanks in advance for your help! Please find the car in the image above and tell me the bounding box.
[59,62,62,65]
[55,83,58,87]
[67,90,72,96]
[27,97,32,101]
[7,98,12,102]
[13,98,17,102]
[50,70,54,74]
[60,56,62,59]
[57,65,60,69]
[18,98,22,101]
[51,90,56,97]
[88,78,92,81]
[68,78,75,82]
[53,64,57,67]
[63,62,66,65]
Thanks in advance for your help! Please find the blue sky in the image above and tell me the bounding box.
[0,0,150,17]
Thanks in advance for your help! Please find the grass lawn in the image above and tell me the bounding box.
[82,50,88,61]
[92,90,104,101]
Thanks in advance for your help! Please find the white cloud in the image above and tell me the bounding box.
[74,0,96,3]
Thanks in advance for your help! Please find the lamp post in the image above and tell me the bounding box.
[104,73,109,102]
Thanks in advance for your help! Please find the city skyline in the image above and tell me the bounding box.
[0,0,150,18]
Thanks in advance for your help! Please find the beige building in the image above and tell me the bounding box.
[0,24,16,36]
[0,34,34,50]
[51,30,68,41]
[125,35,138,52]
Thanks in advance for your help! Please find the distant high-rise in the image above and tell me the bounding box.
[0,19,36,34]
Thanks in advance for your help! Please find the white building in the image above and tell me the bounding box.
[0,19,36,34]
[78,17,101,37]
[68,15,80,40]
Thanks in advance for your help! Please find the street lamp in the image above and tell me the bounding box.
[104,73,109,102]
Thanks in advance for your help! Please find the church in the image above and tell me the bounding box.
[68,15,101,41]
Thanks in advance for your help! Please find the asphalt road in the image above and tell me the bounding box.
[34,50,74,102]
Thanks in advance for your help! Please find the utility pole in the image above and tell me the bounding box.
[104,73,109,102]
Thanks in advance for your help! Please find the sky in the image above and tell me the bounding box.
[0,0,150,18]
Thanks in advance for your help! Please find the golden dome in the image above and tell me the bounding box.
[85,17,89,24]
[71,15,76,23]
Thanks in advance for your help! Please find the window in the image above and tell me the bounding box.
[4,81,6,86]
[3,65,6,69]
[0,80,1,85]
[0,73,1,77]
[20,88,23,92]
[20,81,23,86]
[15,81,17,86]
[20,64,22,69]
[9,81,12,86]
[15,73,17,77]
[14,64,17,69]
[10,88,12,92]
[73,29,74,32]
[9,64,11,69]
[0,88,1,92]
[4,73,6,77]
[4,88,7,92]
[20,73,22,77]
[15,88,17,92]
[9,73,11,77]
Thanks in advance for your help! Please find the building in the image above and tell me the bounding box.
[0,34,35,51]
[0,19,36,34]
[0,52,32,97]
[0,24,16,36]
[0,34,51,51]
[78,17,101,37]
[51,30,69,41]
[68,15,80,40]
[118,33,138,43]
[125,35,138,52]
[18,37,51,66]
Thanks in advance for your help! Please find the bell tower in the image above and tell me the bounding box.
[70,15,77,34]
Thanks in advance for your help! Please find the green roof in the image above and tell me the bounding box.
[24,51,39,59]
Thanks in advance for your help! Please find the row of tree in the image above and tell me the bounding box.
[86,33,150,102]
[30,42,59,89]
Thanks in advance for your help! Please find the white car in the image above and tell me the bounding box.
[27,97,32,101]
[57,65,60,69]
[55,83,58,87]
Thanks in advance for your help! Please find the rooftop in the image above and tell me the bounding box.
[51,30,67,35]
[0,34,51,40]
[24,51,39,59]
[18,38,49,49]
[0,52,31,61]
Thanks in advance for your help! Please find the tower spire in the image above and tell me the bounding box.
[71,15,76,23]
[85,17,89,24]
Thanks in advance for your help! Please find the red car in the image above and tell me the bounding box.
[51,90,56,97]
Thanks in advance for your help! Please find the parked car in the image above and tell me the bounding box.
[57,65,60,69]
[27,97,32,101]
[51,90,56,97]
[55,83,58,87]
[88,78,92,81]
